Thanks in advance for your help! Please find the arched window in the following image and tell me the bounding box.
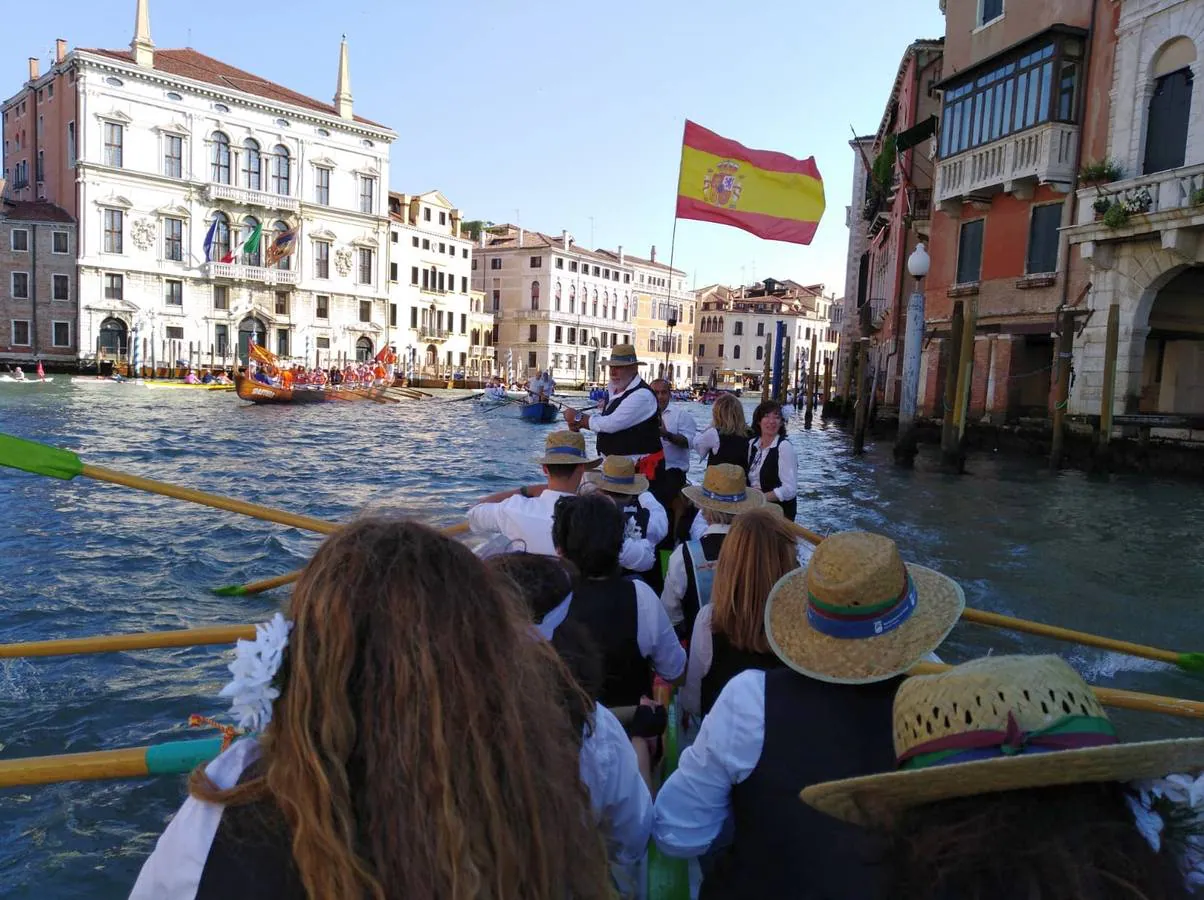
[211,132,231,184]
[272,145,291,195]
[1144,39,1197,175]
[242,139,261,190]
[209,212,231,262]
[648,330,657,352]
[555,281,562,311]
[569,284,576,313]
[356,336,374,362]
[756,345,763,361]
[531,280,540,310]
[98,317,128,356]
[272,221,291,270]
[733,345,741,360]
[242,216,261,267]
[623,297,629,321]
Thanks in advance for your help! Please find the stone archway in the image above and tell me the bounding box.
[238,316,268,365]
[98,317,128,357]
[1138,266,1204,413]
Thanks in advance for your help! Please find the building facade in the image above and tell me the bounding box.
[471,225,634,386]
[1066,0,1204,426]
[1,0,396,372]
[0,199,77,364]
[838,135,876,395]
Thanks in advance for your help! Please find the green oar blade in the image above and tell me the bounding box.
[0,433,84,481]
[211,584,248,597]
[1177,652,1204,673]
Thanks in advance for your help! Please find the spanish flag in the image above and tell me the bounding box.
[676,120,825,246]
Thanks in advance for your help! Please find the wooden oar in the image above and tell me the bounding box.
[212,522,471,596]
[0,624,256,658]
[787,521,1204,673]
[0,737,225,789]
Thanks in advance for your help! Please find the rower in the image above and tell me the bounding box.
[563,343,660,469]
[584,456,668,583]
[649,378,697,541]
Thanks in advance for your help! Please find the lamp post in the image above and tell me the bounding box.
[664,313,677,386]
[894,242,930,468]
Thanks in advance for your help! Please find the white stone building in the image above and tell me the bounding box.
[836,135,876,394]
[1066,0,1204,426]
[1,0,396,372]
[471,225,635,386]
[386,191,494,381]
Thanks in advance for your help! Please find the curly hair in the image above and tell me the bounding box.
[711,392,749,438]
[191,518,610,900]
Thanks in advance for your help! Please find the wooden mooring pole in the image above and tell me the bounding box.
[1049,308,1076,469]
[852,338,871,454]
[940,302,964,465]
[1096,303,1121,464]
[804,332,818,429]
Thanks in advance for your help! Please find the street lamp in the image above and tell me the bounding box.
[664,313,677,386]
[894,243,930,468]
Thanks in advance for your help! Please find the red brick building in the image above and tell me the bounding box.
[0,199,77,365]
[919,0,1119,421]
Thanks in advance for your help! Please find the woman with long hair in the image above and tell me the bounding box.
[132,519,612,900]
[748,400,798,522]
[695,393,750,471]
[681,507,800,718]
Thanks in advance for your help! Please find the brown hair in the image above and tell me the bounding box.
[711,392,748,437]
[191,519,610,900]
[710,508,799,653]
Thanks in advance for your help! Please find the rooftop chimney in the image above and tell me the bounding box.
[131,0,154,68]
[56,39,67,64]
[334,35,353,120]
[517,226,524,247]
[618,245,624,266]
[28,58,39,81]
[561,229,570,249]
[479,229,487,249]
[650,245,656,263]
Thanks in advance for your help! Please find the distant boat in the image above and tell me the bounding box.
[0,375,53,384]
[519,401,558,424]
[234,374,386,405]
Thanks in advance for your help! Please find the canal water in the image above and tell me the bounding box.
[2,381,1203,897]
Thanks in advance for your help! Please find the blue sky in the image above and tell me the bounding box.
[18,0,946,298]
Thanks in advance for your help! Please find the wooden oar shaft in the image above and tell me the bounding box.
[80,463,338,534]
[0,624,256,659]
[0,737,223,788]
[959,608,1181,665]
[908,662,1204,719]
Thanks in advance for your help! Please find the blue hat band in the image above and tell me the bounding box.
[700,486,748,503]
[603,473,637,485]
[546,445,585,458]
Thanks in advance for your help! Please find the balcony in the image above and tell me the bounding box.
[470,346,497,358]
[203,182,301,214]
[935,122,1078,212]
[418,327,451,342]
[203,261,299,286]
[1072,162,1204,227]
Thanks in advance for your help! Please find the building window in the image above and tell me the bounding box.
[314,241,330,278]
[315,167,331,205]
[437,271,446,292]
[241,217,262,267]
[359,176,376,214]
[410,307,418,328]
[316,336,330,350]
[410,265,419,285]
[214,285,229,310]
[438,211,446,225]
[165,279,183,306]
[956,219,985,285]
[272,145,291,195]
[11,320,31,345]
[1144,68,1194,175]
[459,276,467,293]
[531,281,540,310]
[164,217,184,261]
[67,121,76,167]
[161,134,184,178]
[1026,203,1062,274]
[316,295,329,319]
[460,313,467,334]
[103,209,123,253]
[528,351,537,369]
[555,258,564,269]
[165,324,184,342]
[210,213,231,262]
[104,122,123,167]
[215,323,229,356]
[390,304,398,327]
[490,258,501,270]
[491,290,500,311]
[105,273,123,300]
[530,256,542,268]
[554,325,563,343]
[11,272,29,299]
[734,322,744,336]
[52,274,69,301]
[422,239,430,250]
[412,236,419,248]
[211,132,232,183]
[275,292,289,315]
[979,0,1003,26]
[276,328,289,357]
[52,231,69,254]
[358,249,374,285]
[569,261,578,273]
[10,229,28,251]
[699,344,706,357]
[527,324,538,343]
[243,139,262,190]
[423,207,431,221]
[359,300,372,322]
[389,262,399,282]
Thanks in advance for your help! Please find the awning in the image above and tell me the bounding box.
[895,115,937,153]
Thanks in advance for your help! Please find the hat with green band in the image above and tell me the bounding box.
[801,655,1204,827]
[763,531,964,685]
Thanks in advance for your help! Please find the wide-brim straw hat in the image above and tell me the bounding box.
[532,430,601,469]
[764,531,964,685]
[802,655,1204,828]
[682,463,766,514]
[584,455,648,494]
[601,343,641,367]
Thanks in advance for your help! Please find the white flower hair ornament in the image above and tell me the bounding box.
[219,613,293,731]
[1127,772,1204,889]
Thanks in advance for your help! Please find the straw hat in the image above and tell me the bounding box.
[763,531,964,685]
[682,464,766,514]
[532,430,601,469]
[584,455,648,494]
[601,343,641,367]
[802,655,1204,828]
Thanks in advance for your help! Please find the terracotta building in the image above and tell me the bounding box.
[920,0,1118,421]
[0,199,77,365]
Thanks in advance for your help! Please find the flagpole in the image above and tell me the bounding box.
[663,119,686,386]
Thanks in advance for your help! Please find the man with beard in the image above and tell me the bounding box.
[563,343,661,466]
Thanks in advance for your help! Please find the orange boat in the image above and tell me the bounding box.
[234,374,386,405]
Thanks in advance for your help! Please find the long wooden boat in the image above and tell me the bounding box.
[234,374,386,405]
[519,401,559,423]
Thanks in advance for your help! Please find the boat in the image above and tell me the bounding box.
[519,401,559,423]
[141,381,234,392]
[234,374,386,405]
[0,375,53,384]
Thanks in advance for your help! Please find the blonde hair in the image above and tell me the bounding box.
[711,508,800,653]
[711,393,747,437]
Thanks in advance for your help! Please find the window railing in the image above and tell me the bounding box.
[202,262,299,285]
[203,182,300,213]
[1072,162,1204,226]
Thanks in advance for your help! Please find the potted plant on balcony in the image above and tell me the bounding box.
[1121,187,1153,216]
[1102,202,1129,229]
[1093,196,1113,219]
[1192,187,1204,206]
[1079,158,1123,186]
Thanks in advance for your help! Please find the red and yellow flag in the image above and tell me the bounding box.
[676,120,825,246]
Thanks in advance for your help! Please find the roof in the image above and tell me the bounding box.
[875,39,945,143]
[481,225,618,264]
[1,200,74,223]
[78,47,387,129]
[608,250,686,276]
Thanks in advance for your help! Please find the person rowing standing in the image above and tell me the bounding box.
[563,343,660,468]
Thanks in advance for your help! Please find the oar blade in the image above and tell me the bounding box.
[1177,652,1204,673]
[211,584,248,597]
[0,433,84,481]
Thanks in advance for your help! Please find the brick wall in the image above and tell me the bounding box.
[0,218,78,360]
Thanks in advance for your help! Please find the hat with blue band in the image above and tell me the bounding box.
[682,463,767,514]
[532,431,601,469]
[584,455,648,495]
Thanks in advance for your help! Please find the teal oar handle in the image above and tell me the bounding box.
[145,737,227,776]
[0,433,83,480]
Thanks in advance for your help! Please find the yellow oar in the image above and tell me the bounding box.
[0,624,256,659]
[788,522,1204,673]
[213,522,471,596]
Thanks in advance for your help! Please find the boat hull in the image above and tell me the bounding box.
[234,375,384,404]
[520,402,559,423]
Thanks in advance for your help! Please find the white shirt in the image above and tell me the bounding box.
[590,377,659,442]
[659,405,697,471]
[467,489,574,556]
[694,426,721,463]
[660,523,731,627]
[748,436,798,503]
[629,578,688,681]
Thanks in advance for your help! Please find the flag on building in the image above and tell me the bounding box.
[265,226,298,267]
[202,218,219,262]
[676,120,825,246]
[222,221,264,264]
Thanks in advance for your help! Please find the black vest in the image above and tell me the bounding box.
[563,576,649,707]
[700,669,900,900]
[699,632,783,718]
[708,433,751,472]
[619,497,652,540]
[749,438,797,522]
[681,532,727,639]
[595,382,662,457]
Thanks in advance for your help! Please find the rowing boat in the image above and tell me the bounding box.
[0,375,53,384]
[141,381,234,392]
[519,401,559,423]
[233,374,387,405]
